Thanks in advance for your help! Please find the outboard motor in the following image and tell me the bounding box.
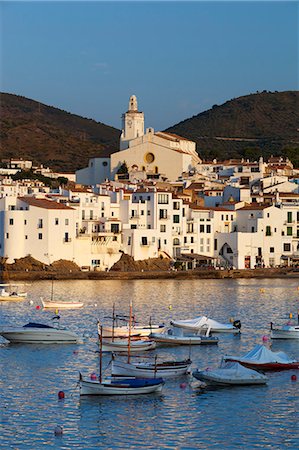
[233,319,241,330]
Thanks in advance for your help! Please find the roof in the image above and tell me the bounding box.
[18,197,74,210]
[238,203,271,211]
[155,131,191,142]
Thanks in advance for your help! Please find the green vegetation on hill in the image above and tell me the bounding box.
[165,91,299,167]
[0,93,120,172]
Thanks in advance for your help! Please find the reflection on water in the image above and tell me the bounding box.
[1,278,299,448]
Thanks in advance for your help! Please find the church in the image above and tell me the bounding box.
[76,95,201,185]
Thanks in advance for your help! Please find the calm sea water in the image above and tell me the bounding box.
[0,278,299,449]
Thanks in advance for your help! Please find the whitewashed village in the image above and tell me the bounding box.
[1,95,299,272]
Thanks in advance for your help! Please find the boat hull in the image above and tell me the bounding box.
[102,340,156,352]
[79,378,164,395]
[42,300,84,309]
[270,329,299,339]
[149,333,218,345]
[111,359,191,378]
[0,295,26,302]
[0,328,80,344]
[102,325,166,338]
[193,370,267,385]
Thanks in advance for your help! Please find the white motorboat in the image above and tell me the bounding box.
[79,373,164,395]
[0,284,28,302]
[170,315,241,333]
[0,319,81,344]
[41,299,84,309]
[225,344,299,371]
[149,327,218,345]
[270,321,299,339]
[193,361,268,386]
[111,357,192,378]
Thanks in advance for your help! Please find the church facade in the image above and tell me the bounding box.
[76,95,201,185]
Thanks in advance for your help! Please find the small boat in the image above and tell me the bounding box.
[102,324,166,338]
[193,361,268,386]
[170,315,241,333]
[0,317,81,344]
[79,373,164,396]
[111,357,192,378]
[270,320,299,339]
[149,327,218,345]
[101,338,156,353]
[41,299,84,310]
[0,284,28,302]
[79,314,164,396]
[225,344,299,371]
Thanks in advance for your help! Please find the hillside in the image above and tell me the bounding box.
[166,91,299,167]
[0,93,120,172]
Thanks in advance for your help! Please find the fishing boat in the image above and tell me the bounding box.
[111,356,192,378]
[270,319,299,339]
[101,305,165,337]
[79,309,164,395]
[41,299,84,310]
[0,284,28,302]
[0,317,81,344]
[101,338,156,353]
[149,326,218,345]
[193,361,268,386]
[170,315,241,333]
[224,344,299,371]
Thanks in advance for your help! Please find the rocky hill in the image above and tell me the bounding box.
[0,93,120,172]
[1,91,299,171]
[166,91,299,167]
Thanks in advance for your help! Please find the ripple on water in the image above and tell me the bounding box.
[1,278,299,449]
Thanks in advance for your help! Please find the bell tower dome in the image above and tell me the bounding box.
[120,95,145,150]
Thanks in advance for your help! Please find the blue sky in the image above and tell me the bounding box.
[0,1,298,130]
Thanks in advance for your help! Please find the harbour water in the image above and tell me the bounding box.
[0,278,299,449]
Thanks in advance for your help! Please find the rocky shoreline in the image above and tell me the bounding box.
[1,267,299,282]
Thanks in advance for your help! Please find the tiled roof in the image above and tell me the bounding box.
[18,197,74,210]
[238,203,271,210]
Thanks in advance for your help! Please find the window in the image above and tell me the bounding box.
[287,227,292,236]
[158,194,169,204]
[206,225,211,233]
[173,215,180,223]
[9,218,13,225]
[92,259,101,265]
[65,219,69,226]
[251,227,255,233]
[25,235,28,240]
[231,215,233,221]
[287,212,293,223]
[6,233,9,239]
[221,215,224,220]
[159,209,167,219]
[38,233,43,240]
[147,210,151,216]
[265,226,271,236]
[182,208,185,217]
[267,213,270,218]
[82,210,85,220]
[113,236,117,241]
[173,202,180,210]
[173,238,180,246]
[200,224,204,233]
[111,212,114,217]
[191,237,194,243]
[111,224,120,233]
[284,243,291,252]
[141,237,148,246]
[55,218,59,225]
[214,239,217,251]
[270,247,275,253]
[160,225,166,232]
[24,220,27,225]
[226,247,233,254]
[131,210,138,218]
[38,219,43,229]
[131,225,137,229]
[226,215,229,221]
[164,239,167,245]
[128,237,131,245]
[90,210,93,220]
[297,211,299,222]
[141,210,144,216]
[184,237,187,243]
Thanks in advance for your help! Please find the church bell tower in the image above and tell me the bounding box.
[120,95,144,150]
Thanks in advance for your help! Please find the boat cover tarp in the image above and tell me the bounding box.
[227,344,296,364]
[23,322,54,329]
[195,362,267,382]
[111,377,163,387]
[171,316,234,330]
